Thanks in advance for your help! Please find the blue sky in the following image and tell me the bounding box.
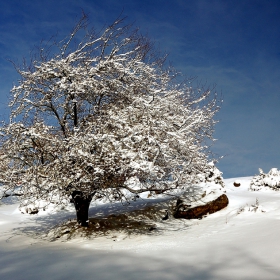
[1,0,280,178]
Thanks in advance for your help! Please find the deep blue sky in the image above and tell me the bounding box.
[1,0,280,178]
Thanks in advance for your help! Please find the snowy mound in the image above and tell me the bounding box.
[250,168,280,191]
[176,163,226,209]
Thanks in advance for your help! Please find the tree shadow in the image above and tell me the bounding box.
[10,196,192,242]
[7,184,204,242]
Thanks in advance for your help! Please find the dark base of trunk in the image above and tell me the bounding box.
[71,191,92,227]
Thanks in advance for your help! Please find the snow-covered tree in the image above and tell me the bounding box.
[0,16,221,226]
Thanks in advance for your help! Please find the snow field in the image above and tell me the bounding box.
[1,177,280,279]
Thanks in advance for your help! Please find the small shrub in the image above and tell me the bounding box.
[250,168,280,191]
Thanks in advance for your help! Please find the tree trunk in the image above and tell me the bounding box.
[71,191,92,227]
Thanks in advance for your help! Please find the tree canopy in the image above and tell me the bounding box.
[0,15,221,226]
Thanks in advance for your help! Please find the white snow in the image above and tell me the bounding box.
[1,176,280,279]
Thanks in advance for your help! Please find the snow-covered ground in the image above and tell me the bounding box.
[1,177,280,280]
